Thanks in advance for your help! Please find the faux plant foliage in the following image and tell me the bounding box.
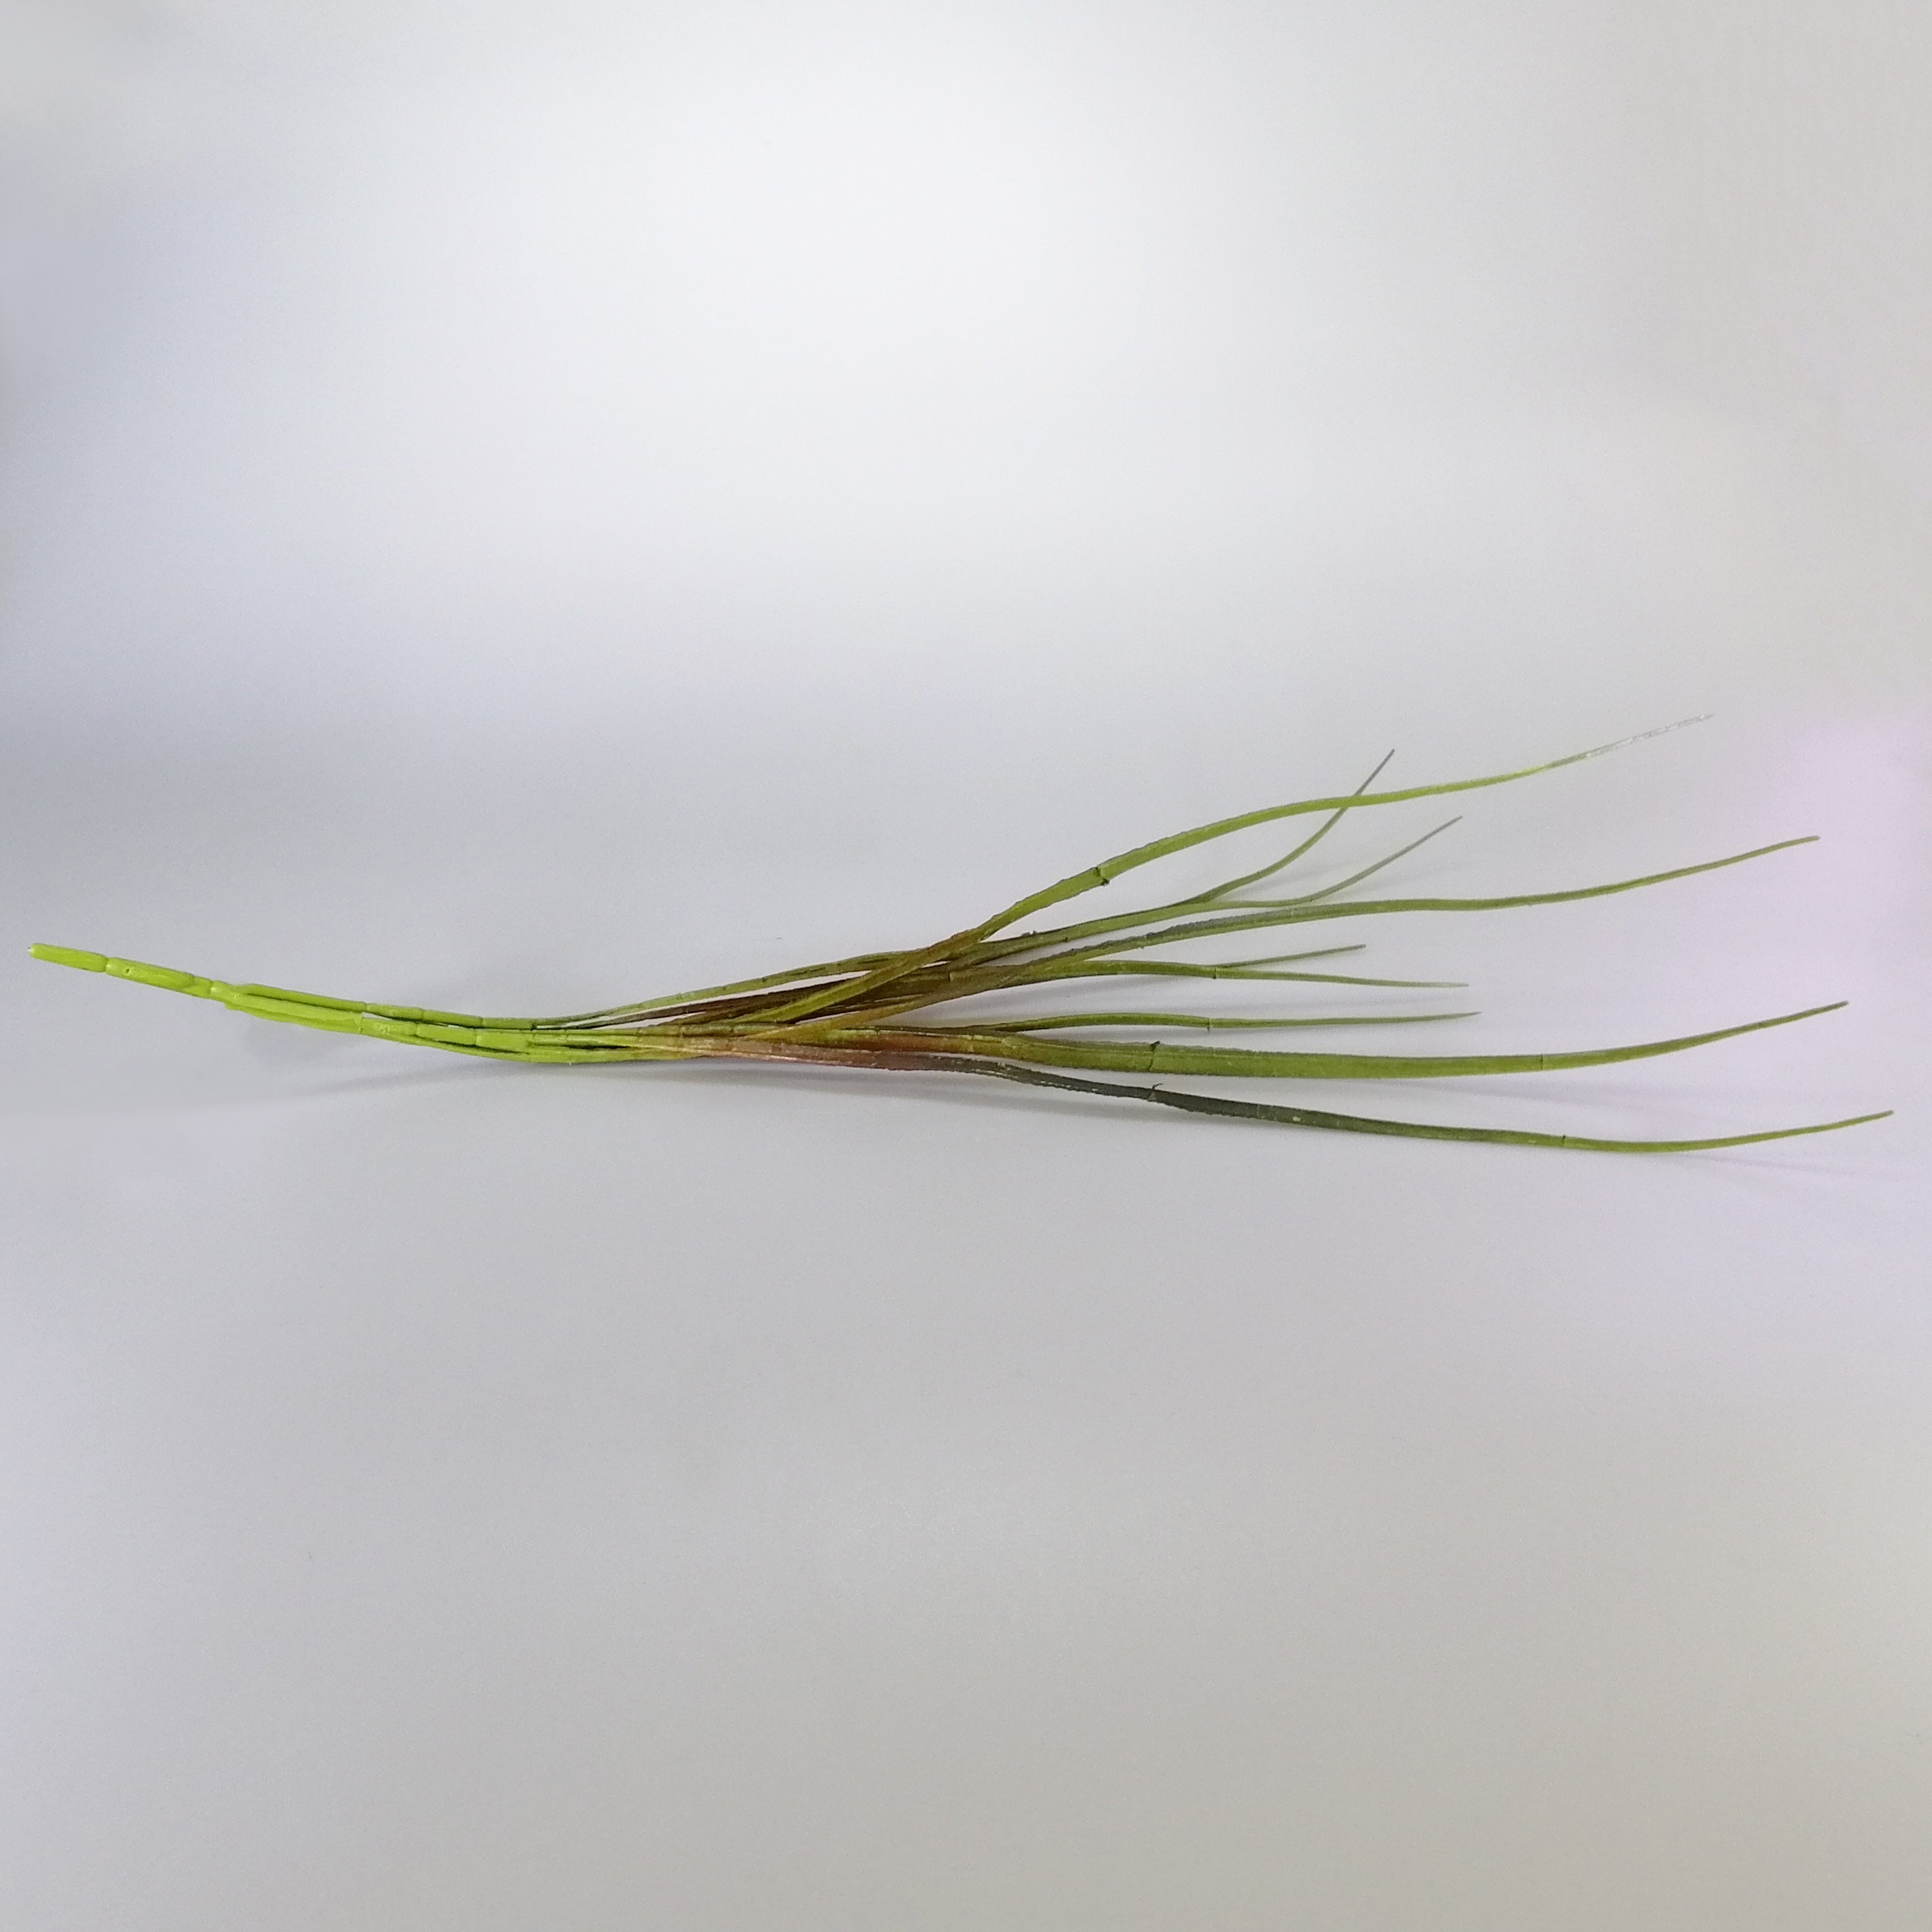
[31,728,1889,1152]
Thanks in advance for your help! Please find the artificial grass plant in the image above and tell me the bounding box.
[30,725,1889,1152]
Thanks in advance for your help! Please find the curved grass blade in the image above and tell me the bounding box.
[1183,750,1395,902]
[1006,959,1466,989]
[902,1008,1480,1034]
[1257,815,1461,907]
[751,723,1705,1024]
[775,949,1467,1034]
[1056,837,1818,965]
[979,719,1706,934]
[920,1058,1893,1153]
[529,949,905,1029]
[658,1038,1888,1153]
[812,1002,1846,1080]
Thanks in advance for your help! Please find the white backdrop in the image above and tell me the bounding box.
[4,5,1930,1927]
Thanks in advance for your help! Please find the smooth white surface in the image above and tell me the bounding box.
[3,5,1931,1927]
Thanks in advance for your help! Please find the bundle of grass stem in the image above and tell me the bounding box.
[31,727,1889,1152]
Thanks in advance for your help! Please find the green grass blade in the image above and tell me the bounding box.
[818,1001,1845,1080]
[901,1009,1479,1033]
[925,1058,1892,1152]
[1042,837,1819,968]
[528,951,905,1028]
[1259,815,1461,907]
[746,724,1707,1023]
[1012,959,1467,989]
[1183,750,1395,901]
[26,947,690,1060]
[977,720,1706,934]
[677,1036,1888,1152]
[767,950,1464,1035]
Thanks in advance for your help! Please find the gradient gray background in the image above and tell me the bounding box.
[3,4,1930,1927]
